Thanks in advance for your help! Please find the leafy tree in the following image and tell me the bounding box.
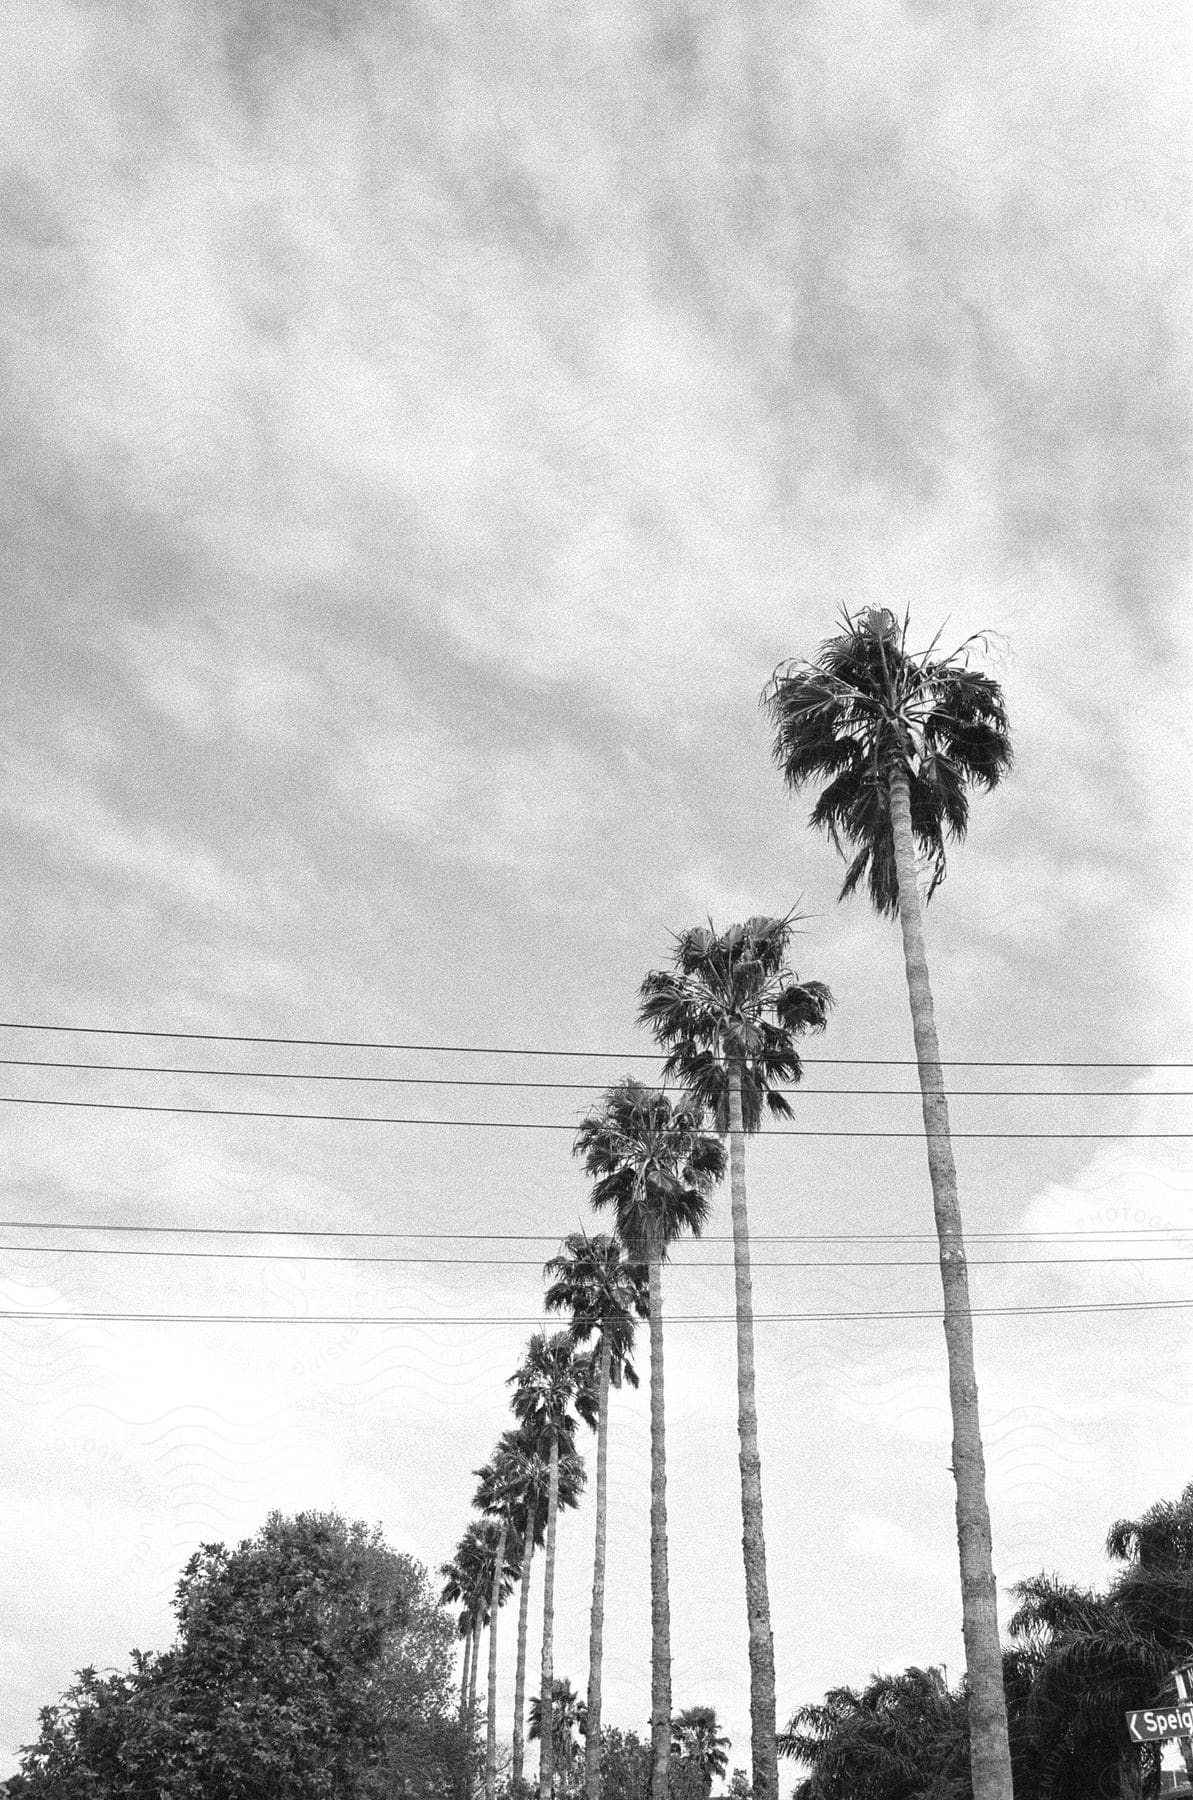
[530,1679,588,1800]
[724,1770,752,1800]
[598,1728,652,1800]
[545,1232,649,1800]
[671,1707,731,1800]
[575,1080,726,1800]
[12,1511,469,1799]
[764,607,1014,1800]
[509,1332,595,1800]
[640,916,831,1800]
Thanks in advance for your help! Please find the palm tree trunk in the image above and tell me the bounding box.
[888,767,1013,1800]
[647,1241,671,1800]
[513,1512,537,1788]
[585,1333,613,1800]
[727,1066,780,1800]
[469,1610,483,1734]
[486,1518,510,1800]
[461,1625,474,1722]
[539,1437,561,1800]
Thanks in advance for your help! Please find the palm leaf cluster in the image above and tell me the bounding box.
[763,606,1011,915]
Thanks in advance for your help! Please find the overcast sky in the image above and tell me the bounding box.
[1,0,1190,1782]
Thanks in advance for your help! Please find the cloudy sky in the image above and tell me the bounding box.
[1,0,1190,1780]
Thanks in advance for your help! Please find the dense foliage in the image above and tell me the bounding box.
[10,1512,470,1800]
[780,1484,1193,1800]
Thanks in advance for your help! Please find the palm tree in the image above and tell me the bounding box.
[574,1079,726,1800]
[476,1432,539,1800]
[544,1231,649,1800]
[764,606,1014,1800]
[1108,1482,1193,1572]
[441,1530,493,1735]
[530,1677,589,1800]
[780,1665,969,1800]
[510,1441,588,1792]
[672,1705,731,1800]
[1007,1574,1171,1800]
[639,915,832,1800]
[510,1331,596,1800]
[447,1520,515,1741]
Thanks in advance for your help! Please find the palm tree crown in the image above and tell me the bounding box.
[509,1330,600,1444]
[672,1706,731,1792]
[544,1232,648,1380]
[762,605,1012,914]
[1107,1481,1193,1571]
[638,915,832,1132]
[573,1079,725,1256]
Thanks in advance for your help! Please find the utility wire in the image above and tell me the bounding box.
[1,1094,1188,1136]
[2,1298,1191,1324]
[3,1244,1192,1268]
[1,1222,1186,1244]
[1,1022,1187,1067]
[1,1057,1179,1097]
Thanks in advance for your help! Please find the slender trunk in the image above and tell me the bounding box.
[888,768,1013,1800]
[647,1240,671,1800]
[469,1610,482,1734]
[727,1066,780,1800]
[539,1437,561,1800]
[461,1624,474,1722]
[1117,1747,1143,1799]
[513,1509,537,1788]
[585,1334,612,1800]
[486,1518,510,1800]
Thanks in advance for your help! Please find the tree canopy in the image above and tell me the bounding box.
[10,1511,470,1800]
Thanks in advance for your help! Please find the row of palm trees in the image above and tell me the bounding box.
[443,609,1016,1800]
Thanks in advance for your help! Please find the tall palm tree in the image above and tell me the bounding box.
[639,915,832,1800]
[510,1331,596,1800]
[672,1705,731,1800]
[764,606,1014,1800]
[510,1442,587,1793]
[475,1432,539,1800]
[574,1079,726,1800]
[544,1232,649,1800]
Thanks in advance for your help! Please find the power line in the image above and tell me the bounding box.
[1,1022,1187,1067]
[2,1222,1186,1244]
[3,1243,1192,1268]
[2,1298,1191,1324]
[1,1094,1188,1136]
[1,1057,1179,1097]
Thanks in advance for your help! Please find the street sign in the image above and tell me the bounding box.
[1125,1706,1193,1744]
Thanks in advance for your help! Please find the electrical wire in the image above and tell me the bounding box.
[2,1243,1191,1267]
[1,1298,1191,1324]
[1,1021,1188,1066]
[0,1057,1182,1097]
[1,1222,1187,1243]
[0,1095,1188,1135]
